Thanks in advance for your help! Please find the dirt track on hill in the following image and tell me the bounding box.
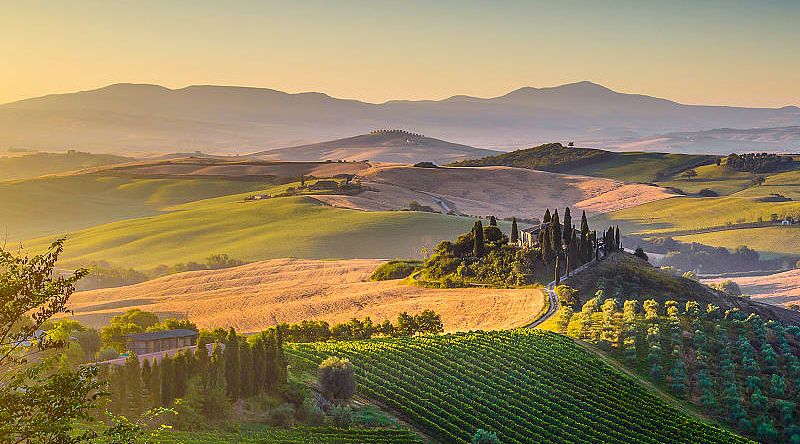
[68,258,546,332]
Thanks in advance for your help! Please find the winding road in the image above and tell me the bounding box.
[526,261,595,328]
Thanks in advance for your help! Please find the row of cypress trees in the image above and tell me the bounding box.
[105,327,287,418]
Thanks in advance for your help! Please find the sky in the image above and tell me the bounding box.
[2,0,800,107]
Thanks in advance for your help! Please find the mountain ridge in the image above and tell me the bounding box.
[2,81,799,154]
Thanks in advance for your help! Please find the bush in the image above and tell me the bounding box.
[710,279,742,296]
[413,161,438,168]
[319,357,356,403]
[554,285,579,308]
[473,428,501,444]
[297,398,325,426]
[370,260,421,281]
[698,188,718,197]
[330,405,353,428]
[269,403,296,428]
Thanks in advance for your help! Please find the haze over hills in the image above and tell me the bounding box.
[251,130,500,164]
[1,81,799,154]
[606,125,800,154]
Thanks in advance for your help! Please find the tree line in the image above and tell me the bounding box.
[278,310,444,343]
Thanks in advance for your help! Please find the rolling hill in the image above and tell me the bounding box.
[2,82,799,153]
[252,130,500,164]
[287,330,750,444]
[704,269,800,307]
[451,143,715,182]
[0,150,133,181]
[607,126,800,154]
[65,258,546,331]
[23,192,484,269]
[313,163,676,218]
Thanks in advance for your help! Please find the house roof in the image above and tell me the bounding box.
[126,329,199,342]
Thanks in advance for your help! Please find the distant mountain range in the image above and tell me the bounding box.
[1,81,798,154]
[251,130,500,164]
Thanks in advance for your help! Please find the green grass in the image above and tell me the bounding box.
[0,175,283,241]
[451,143,713,183]
[569,152,714,183]
[656,163,755,195]
[286,330,749,444]
[732,169,800,200]
[675,226,800,259]
[594,196,800,235]
[0,151,133,181]
[24,192,478,269]
[154,426,423,443]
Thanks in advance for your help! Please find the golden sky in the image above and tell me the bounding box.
[2,0,799,107]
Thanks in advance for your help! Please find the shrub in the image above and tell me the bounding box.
[633,247,649,262]
[269,403,296,428]
[473,428,501,444]
[370,260,421,281]
[319,357,356,403]
[710,279,742,296]
[330,405,353,428]
[698,188,718,197]
[297,398,325,426]
[413,161,438,168]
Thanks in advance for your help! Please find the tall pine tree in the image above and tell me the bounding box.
[473,221,485,258]
[224,328,241,399]
[562,207,572,247]
[510,218,519,244]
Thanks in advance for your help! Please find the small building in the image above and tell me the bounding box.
[126,329,199,356]
[518,222,550,248]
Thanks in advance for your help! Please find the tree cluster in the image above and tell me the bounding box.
[278,310,444,343]
[106,326,287,426]
[725,153,793,173]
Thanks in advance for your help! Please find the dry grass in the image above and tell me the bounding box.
[705,270,800,307]
[312,164,674,219]
[67,258,546,332]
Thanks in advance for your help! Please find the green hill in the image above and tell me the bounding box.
[0,174,280,241]
[0,151,133,181]
[24,192,479,269]
[450,143,714,183]
[287,330,750,444]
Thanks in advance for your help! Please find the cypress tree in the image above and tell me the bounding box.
[554,255,561,284]
[473,221,485,258]
[489,215,497,226]
[550,210,562,258]
[225,328,241,399]
[210,342,225,389]
[615,226,621,250]
[580,211,590,262]
[148,359,161,408]
[141,359,152,409]
[274,327,288,387]
[300,174,305,188]
[196,338,210,385]
[125,353,143,416]
[510,217,518,244]
[252,337,267,395]
[562,207,572,246]
[542,209,551,224]
[173,352,187,399]
[160,355,174,407]
[239,341,254,398]
[110,365,126,416]
[539,228,551,265]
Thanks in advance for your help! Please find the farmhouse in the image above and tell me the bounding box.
[126,328,198,355]
[517,223,549,248]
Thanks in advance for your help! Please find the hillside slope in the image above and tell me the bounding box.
[0,151,133,181]
[23,193,482,269]
[288,330,751,444]
[451,143,715,182]
[312,164,676,219]
[705,269,800,307]
[66,258,546,331]
[564,252,800,325]
[253,130,500,164]
[2,82,799,153]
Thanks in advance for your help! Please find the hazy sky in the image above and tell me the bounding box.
[3,0,799,107]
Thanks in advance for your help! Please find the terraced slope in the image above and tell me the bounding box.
[287,330,751,444]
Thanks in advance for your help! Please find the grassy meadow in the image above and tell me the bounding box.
[569,152,713,183]
[0,151,133,181]
[0,175,281,241]
[26,191,480,269]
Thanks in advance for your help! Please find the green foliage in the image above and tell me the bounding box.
[330,405,354,428]
[473,429,501,444]
[153,425,423,443]
[147,318,199,332]
[268,403,296,428]
[287,330,748,444]
[319,357,356,403]
[370,260,422,281]
[101,309,160,352]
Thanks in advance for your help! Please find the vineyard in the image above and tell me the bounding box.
[286,330,749,444]
[556,294,800,443]
[155,426,423,443]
